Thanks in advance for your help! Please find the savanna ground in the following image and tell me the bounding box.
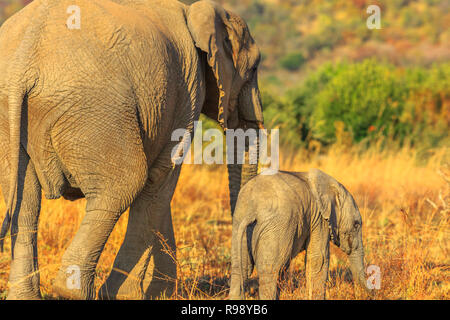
[0,144,448,300]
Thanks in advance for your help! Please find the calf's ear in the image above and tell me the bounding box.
[307,169,336,220]
[307,169,341,246]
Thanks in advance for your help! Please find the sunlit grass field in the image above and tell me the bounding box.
[0,145,449,300]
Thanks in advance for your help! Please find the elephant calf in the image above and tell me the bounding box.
[228,169,367,300]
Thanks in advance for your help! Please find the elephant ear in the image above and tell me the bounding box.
[187,0,235,130]
[307,169,340,245]
[308,169,334,219]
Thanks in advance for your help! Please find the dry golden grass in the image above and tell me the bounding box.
[0,145,449,300]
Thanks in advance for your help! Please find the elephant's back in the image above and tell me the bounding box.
[30,0,199,121]
[0,0,200,118]
[0,0,196,86]
[238,172,310,220]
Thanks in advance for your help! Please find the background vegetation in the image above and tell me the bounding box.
[0,0,448,299]
[264,60,449,151]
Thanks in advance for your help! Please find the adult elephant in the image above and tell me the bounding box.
[0,0,263,299]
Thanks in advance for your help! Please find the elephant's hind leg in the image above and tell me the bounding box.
[50,102,149,299]
[52,205,122,299]
[98,165,181,300]
[52,174,148,300]
[254,217,296,300]
[96,190,156,300]
[51,148,148,299]
[2,148,42,300]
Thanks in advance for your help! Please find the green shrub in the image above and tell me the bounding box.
[311,60,403,144]
[262,60,450,150]
[279,52,306,71]
[262,62,344,147]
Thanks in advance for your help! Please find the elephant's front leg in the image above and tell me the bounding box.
[305,221,330,300]
[3,151,42,300]
[99,165,181,300]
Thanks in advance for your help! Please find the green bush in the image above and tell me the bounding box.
[279,52,306,71]
[262,60,450,150]
[311,60,402,144]
[262,62,345,147]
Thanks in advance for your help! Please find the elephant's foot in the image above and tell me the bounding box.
[258,272,279,300]
[144,277,175,300]
[98,266,176,300]
[7,293,41,300]
[227,293,244,300]
[7,287,42,300]
[98,284,144,300]
[52,268,96,300]
[228,274,245,300]
[6,274,42,300]
[98,269,144,300]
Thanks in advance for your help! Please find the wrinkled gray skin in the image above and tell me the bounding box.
[0,0,263,299]
[229,169,367,300]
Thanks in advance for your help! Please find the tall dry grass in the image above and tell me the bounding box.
[0,145,448,299]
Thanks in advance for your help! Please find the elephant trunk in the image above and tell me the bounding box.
[348,246,367,290]
[227,129,259,216]
[240,135,259,187]
[227,162,241,216]
[228,74,263,216]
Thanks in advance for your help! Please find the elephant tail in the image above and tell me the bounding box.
[235,214,256,298]
[0,83,25,252]
[0,1,47,252]
[0,214,11,252]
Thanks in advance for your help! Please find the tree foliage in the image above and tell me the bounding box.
[264,60,450,150]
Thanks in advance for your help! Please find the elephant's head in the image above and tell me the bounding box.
[187,0,264,215]
[307,169,367,290]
